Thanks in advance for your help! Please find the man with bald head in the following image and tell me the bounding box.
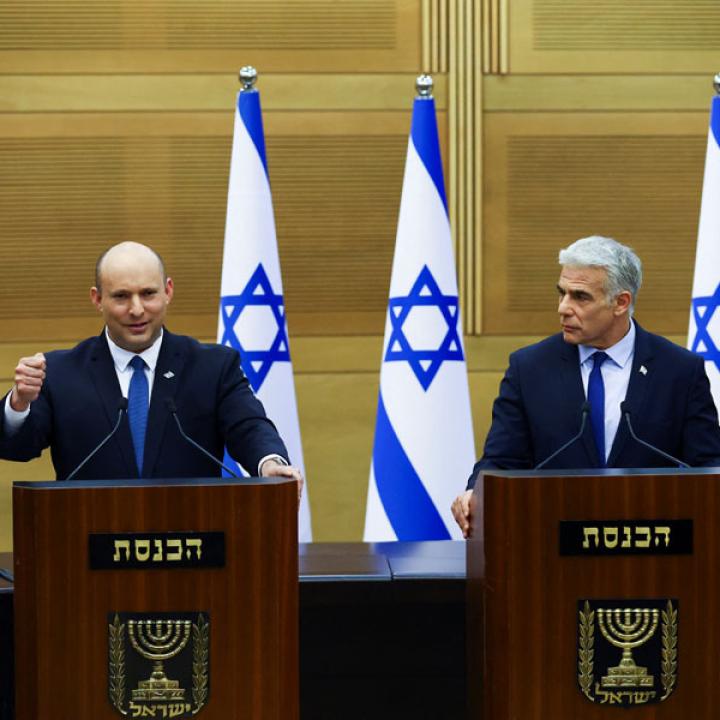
[1,241,302,491]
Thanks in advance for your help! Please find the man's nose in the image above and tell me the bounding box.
[129,295,143,315]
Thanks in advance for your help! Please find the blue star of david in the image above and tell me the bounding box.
[690,282,720,373]
[384,265,464,391]
[220,263,290,392]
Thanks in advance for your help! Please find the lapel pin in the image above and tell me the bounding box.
[639,365,648,375]
[163,371,175,379]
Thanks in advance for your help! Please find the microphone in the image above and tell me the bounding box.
[0,568,13,583]
[65,398,128,480]
[620,401,690,469]
[165,398,240,478]
[535,402,590,470]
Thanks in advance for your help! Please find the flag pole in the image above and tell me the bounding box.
[217,65,313,540]
[363,74,475,541]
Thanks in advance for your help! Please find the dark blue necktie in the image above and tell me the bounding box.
[588,351,608,466]
[128,355,149,476]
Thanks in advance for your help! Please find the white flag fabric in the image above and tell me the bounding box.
[688,94,720,413]
[217,86,312,541]
[363,91,475,541]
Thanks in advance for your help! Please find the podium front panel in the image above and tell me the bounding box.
[467,470,720,719]
[13,478,298,720]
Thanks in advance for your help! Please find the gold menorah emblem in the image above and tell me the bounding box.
[597,607,659,687]
[108,612,209,718]
[578,599,677,706]
[128,619,192,701]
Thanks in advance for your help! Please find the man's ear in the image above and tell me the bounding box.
[90,286,102,311]
[614,290,632,316]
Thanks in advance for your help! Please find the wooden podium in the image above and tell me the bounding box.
[12,477,298,720]
[467,469,720,719]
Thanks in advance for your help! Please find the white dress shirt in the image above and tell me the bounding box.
[578,320,636,462]
[106,328,161,401]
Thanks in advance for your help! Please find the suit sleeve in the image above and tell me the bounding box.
[0,389,52,462]
[217,351,290,474]
[681,356,720,466]
[466,353,534,488]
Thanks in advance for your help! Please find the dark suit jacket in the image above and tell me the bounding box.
[468,323,720,487]
[0,330,288,480]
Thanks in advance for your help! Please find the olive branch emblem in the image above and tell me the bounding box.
[192,613,210,713]
[109,614,127,716]
[578,600,595,700]
[661,600,678,700]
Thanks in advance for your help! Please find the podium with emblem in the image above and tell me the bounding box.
[12,477,298,720]
[467,468,720,718]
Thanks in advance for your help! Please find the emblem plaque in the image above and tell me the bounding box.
[108,612,210,718]
[577,599,677,706]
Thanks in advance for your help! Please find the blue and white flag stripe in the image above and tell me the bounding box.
[411,98,448,213]
[364,93,475,541]
[218,86,312,541]
[688,94,720,413]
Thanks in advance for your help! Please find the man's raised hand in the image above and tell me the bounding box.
[11,353,46,411]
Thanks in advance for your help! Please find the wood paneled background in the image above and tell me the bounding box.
[0,0,714,547]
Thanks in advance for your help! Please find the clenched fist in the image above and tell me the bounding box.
[11,353,46,412]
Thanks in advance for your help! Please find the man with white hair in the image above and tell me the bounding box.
[452,235,720,537]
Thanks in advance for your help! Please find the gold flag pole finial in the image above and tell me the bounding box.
[239,66,258,92]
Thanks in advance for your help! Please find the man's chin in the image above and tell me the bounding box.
[111,328,157,353]
[561,329,581,345]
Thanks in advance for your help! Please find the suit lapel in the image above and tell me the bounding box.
[607,322,653,466]
[88,333,137,477]
[559,339,601,466]
[142,331,187,478]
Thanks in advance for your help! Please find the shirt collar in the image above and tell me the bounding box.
[105,328,163,373]
[578,319,635,369]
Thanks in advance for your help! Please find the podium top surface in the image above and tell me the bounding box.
[13,476,292,490]
[479,465,720,478]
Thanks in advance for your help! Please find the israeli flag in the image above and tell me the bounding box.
[217,73,312,541]
[363,79,475,541]
[688,91,720,413]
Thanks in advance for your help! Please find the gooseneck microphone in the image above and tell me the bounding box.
[535,402,591,470]
[620,401,690,469]
[65,398,128,480]
[0,568,13,583]
[165,398,240,478]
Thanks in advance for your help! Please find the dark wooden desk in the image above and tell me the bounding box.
[299,542,466,720]
[1,542,465,720]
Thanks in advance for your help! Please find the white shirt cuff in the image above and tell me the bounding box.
[4,393,30,435]
[257,453,288,476]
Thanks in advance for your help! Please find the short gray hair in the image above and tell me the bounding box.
[558,235,642,315]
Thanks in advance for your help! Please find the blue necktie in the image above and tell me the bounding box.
[128,355,149,476]
[588,351,608,466]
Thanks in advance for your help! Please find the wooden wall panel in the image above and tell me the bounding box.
[0,110,449,340]
[0,0,420,73]
[483,112,707,336]
[510,0,720,73]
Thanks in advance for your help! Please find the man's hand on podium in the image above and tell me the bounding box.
[451,489,474,539]
[260,458,304,507]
